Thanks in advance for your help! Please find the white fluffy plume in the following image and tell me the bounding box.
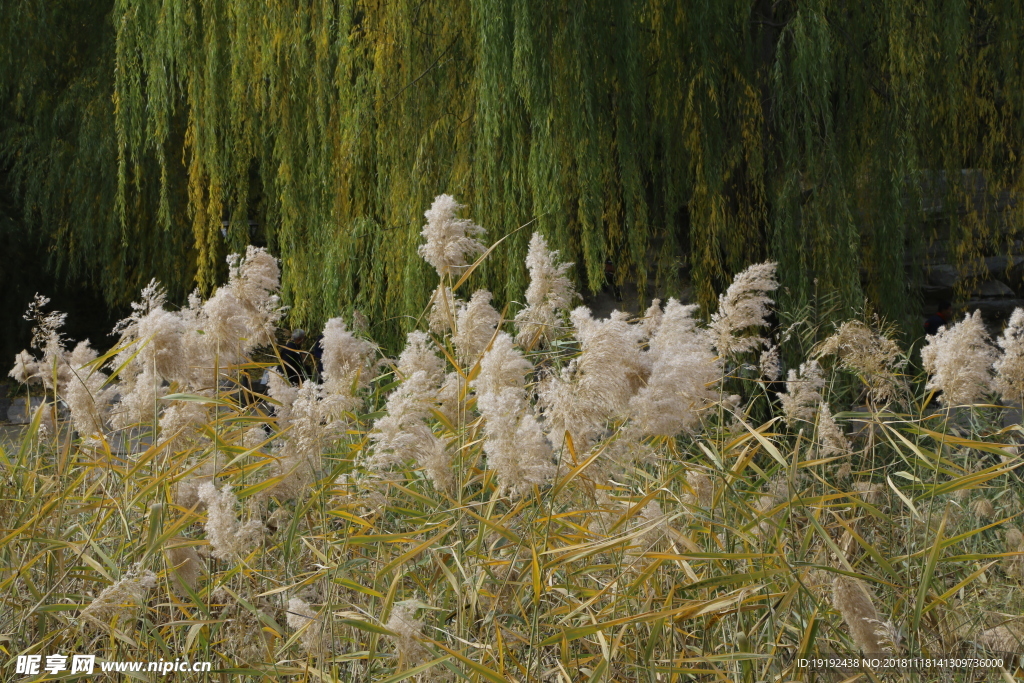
[628,299,720,438]
[539,308,646,448]
[514,232,575,346]
[418,194,487,278]
[474,332,555,496]
[707,261,778,357]
[921,310,996,405]
[197,483,263,560]
[369,333,452,491]
[994,307,1024,402]
[427,285,458,334]
[453,290,500,365]
[780,361,826,425]
[319,317,377,415]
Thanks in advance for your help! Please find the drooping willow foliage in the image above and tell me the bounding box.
[2,0,1023,348]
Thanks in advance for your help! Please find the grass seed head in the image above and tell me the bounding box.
[994,308,1024,402]
[385,599,430,667]
[707,261,778,357]
[514,232,576,347]
[418,194,487,278]
[780,361,825,425]
[921,310,997,406]
[453,289,500,365]
[197,482,263,560]
[832,574,889,655]
[80,566,157,631]
[287,597,332,657]
[978,624,1023,654]
[970,498,995,519]
[815,320,904,405]
[163,537,203,596]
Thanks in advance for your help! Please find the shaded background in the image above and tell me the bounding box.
[2,0,1023,364]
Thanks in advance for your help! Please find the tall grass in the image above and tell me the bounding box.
[2,197,1023,682]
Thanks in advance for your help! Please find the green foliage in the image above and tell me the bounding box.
[4,0,1024,349]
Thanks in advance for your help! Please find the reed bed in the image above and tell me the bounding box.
[1,196,1022,682]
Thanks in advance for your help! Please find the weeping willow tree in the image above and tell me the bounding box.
[3,0,1023,348]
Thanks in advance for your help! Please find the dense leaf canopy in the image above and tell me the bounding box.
[2,0,1023,348]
